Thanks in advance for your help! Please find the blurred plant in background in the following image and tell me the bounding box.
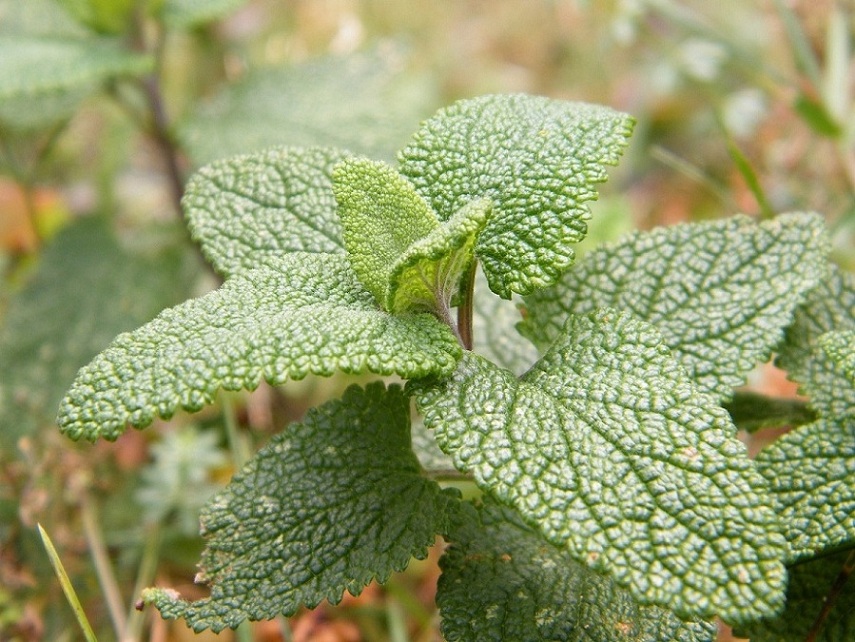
[0,1,851,640]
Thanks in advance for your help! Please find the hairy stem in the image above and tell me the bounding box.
[457,261,477,351]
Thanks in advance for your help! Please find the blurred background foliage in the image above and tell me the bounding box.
[0,1,852,640]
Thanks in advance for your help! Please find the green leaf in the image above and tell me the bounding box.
[0,218,198,447]
[820,329,855,388]
[733,550,855,642]
[794,93,843,138]
[439,500,717,642]
[144,382,459,632]
[334,158,490,314]
[57,253,461,441]
[180,47,437,166]
[0,36,152,129]
[0,0,89,38]
[471,269,538,376]
[521,213,829,400]
[755,419,855,563]
[723,391,816,433]
[334,159,440,306]
[160,0,246,27]
[183,147,349,278]
[413,309,788,623]
[776,263,855,419]
[398,94,634,298]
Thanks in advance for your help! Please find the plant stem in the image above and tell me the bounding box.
[38,524,99,642]
[805,549,855,642]
[81,493,128,638]
[457,262,477,351]
[222,394,251,469]
[723,391,816,433]
[123,523,161,642]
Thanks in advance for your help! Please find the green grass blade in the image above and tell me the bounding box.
[37,523,98,642]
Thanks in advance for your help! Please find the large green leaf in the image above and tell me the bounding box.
[144,383,459,632]
[398,94,634,298]
[183,147,348,278]
[733,550,855,642]
[333,158,490,314]
[413,309,787,623]
[755,419,855,563]
[439,500,717,642]
[776,263,855,418]
[57,253,461,441]
[521,213,829,400]
[0,36,152,129]
[820,330,855,387]
[0,218,198,447]
[180,48,437,166]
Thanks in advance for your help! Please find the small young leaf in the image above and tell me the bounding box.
[755,419,855,562]
[439,500,717,642]
[0,36,152,129]
[144,383,459,632]
[733,550,855,642]
[334,159,440,306]
[57,253,461,441]
[180,47,436,166]
[0,218,197,446]
[183,147,349,278]
[399,94,634,298]
[521,213,829,400]
[334,158,490,314]
[413,309,788,623]
[776,263,855,418]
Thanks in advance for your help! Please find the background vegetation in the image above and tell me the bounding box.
[1,1,852,640]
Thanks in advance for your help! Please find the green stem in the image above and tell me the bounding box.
[222,394,251,469]
[457,261,477,351]
[124,523,161,642]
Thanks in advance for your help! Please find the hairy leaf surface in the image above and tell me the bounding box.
[180,48,436,166]
[755,419,855,562]
[334,158,490,313]
[58,254,461,441]
[776,263,855,418]
[0,218,198,446]
[521,213,828,399]
[399,94,634,298]
[733,550,855,642]
[184,147,348,277]
[820,330,855,386]
[144,383,459,632]
[439,500,717,642]
[413,309,788,623]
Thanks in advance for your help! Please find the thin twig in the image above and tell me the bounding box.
[123,523,161,642]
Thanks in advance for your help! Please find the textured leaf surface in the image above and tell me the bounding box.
[58,253,461,441]
[413,309,788,623]
[399,94,634,298]
[471,269,538,376]
[755,419,855,562]
[161,0,245,27]
[820,330,855,386]
[334,158,490,313]
[334,159,439,305]
[521,213,829,400]
[145,383,459,632]
[0,218,198,446]
[733,550,855,642]
[184,147,348,278]
[0,36,152,129]
[776,263,855,418]
[180,48,436,166]
[439,500,717,642]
